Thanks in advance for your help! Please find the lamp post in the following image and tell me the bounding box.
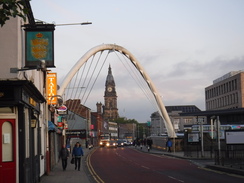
[55,22,92,26]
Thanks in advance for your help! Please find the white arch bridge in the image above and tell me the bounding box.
[57,44,176,138]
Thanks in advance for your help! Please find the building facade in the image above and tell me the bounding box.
[0,11,49,183]
[205,71,244,110]
[150,105,203,135]
[0,3,62,183]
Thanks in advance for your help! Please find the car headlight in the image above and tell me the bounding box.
[106,143,109,146]
[100,142,103,145]
[121,143,124,145]
[113,143,116,146]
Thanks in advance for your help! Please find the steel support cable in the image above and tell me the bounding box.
[71,52,103,121]
[114,51,158,112]
[69,54,94,116]
[63,67,81,101]
[116,51,156,107]
[74,50,106,118]
[72,60,88,99]
[119,53,159,117]
[119,52,165,122]
[83,50,109,106]
[68,61,89,120]
[78,55,96,102]
[64,78,72,101]
[122,53,157,111]
[80,51,104,104]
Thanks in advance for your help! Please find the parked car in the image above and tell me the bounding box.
[106,140,118,148]
[117,139,125,147]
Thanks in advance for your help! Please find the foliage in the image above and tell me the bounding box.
[0,0,30,27]
[114,117,139,124]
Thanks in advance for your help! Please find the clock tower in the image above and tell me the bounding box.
[103,65,119,120]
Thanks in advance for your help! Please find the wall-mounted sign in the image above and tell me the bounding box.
[46,73,57,105]
[24,24,55,68]
[31,119,37,128]
[3,133,10,144]
[187,133,199,143]
[57,105,68,114]
[58,122,63,129]
[226,130,244,144]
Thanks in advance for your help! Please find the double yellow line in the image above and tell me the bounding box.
[86,148,105,183]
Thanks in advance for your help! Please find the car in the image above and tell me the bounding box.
[123,140,132,146]
[117,139,125,147]
[99,140,109,147]
[106,140,118,148]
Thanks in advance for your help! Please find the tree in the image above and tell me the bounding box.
[0,0,30,27]
[114,117,139,124]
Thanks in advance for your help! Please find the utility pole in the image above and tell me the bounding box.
[199,118,204,157]
[216,116,221,164]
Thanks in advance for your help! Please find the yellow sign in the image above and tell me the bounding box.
[46,73,57,105]
[29,97,37,107]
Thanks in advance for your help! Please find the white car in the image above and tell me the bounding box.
[123,140,132,146]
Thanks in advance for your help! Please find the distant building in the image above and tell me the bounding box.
[150,105,203,135]
[118,123,137,141]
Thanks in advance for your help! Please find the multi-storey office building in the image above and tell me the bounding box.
[205,71,244,110]
[182,71,244,125]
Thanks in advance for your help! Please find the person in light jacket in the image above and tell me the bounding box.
[72,142,84,171]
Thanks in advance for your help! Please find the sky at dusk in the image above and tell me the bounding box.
[30,0,244,122]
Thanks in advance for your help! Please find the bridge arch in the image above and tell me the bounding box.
[58,44,176,137]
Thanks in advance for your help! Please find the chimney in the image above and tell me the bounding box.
[96,102,102,114]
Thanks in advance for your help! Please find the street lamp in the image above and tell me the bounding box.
[55,22,92,26]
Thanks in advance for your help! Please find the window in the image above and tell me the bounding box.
[2,121,13,162]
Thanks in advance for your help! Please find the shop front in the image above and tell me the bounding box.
[0,80,45,183]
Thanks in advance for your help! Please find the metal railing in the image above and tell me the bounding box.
[215,149,244,169]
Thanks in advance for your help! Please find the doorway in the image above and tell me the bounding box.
[0,119,16,183]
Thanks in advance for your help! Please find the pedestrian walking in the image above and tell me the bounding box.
[59,144,69,171]
[72,142,84,171]
[147,138,153,151]
[166,138,172,152]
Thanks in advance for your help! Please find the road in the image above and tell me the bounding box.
[88,147,244,183]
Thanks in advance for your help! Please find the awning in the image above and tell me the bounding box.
[48,121,56,131]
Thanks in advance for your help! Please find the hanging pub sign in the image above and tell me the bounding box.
[24,24,55,68]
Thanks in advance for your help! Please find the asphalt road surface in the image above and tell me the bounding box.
[88,147,244,183]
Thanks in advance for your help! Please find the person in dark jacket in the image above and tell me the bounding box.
[59,144,69,171]
[72,142,84,171]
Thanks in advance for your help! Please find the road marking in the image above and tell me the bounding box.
[168,176,185,182]
[141,165,150,169]
[86,149,105,183]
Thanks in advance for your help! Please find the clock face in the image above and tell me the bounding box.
[107,87,112,92]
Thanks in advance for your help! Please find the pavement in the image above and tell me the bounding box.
[39,147,94,183]
[39,146,244,183]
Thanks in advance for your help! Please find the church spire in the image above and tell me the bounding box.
[105,64,115,86]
